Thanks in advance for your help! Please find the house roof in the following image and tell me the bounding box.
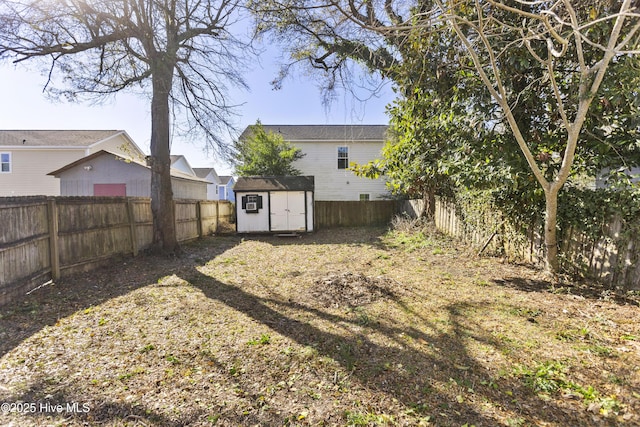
[239,125,388,142]
[0,129,135,148]
[47,150,212,184]
[234,176,314,192]
[193,167,219,180]
[219,175,234,185]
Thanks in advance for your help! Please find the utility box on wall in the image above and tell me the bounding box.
[234,176,314,233]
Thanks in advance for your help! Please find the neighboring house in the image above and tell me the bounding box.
[0,130,145,196]
[48,150,210,200]
[234,176,314,233]
[238,124,389,201]
[170,154,197,176]
[218,175,236,202]
[193,167,222,200]
[596,167,640,189]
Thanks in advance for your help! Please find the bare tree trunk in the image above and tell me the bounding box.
[544,188,560,274]
[423,185,436,219]
[149,63,179,254]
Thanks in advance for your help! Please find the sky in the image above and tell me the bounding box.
[0,49,395,175]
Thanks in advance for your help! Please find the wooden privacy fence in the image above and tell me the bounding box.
[431,197,640,290]
[0,196,234,305]
[315,200,401,228]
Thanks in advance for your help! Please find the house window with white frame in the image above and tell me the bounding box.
[218,185,226,199]
[359,193,370,201]
[1,152,11,173]
[337,146,349,169]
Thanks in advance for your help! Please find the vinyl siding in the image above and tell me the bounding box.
[87,134,144,158]
[292,141,388,201]
[0,149,85,196]
[0,134,143,197]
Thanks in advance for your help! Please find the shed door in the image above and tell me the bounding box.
[270,191,306,231]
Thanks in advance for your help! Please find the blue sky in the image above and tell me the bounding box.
[0,50,394,174]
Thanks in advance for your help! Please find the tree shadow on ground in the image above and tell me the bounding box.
[493,276,639,307]
[0,235,242,358]
[186,268,597,426]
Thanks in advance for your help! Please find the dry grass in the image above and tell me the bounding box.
[1,224,639,426]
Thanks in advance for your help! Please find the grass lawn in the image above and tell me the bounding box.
[0,224,638,426]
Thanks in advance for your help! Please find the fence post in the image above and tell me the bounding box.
[196,201,203,238]
[47,198,60,281]
[127,198,139,257]
[215,201,219,233]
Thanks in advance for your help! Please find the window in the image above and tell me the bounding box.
[241,194,262,213]
[337,146,349,169]
[1,152,10,173]
[359,193,370,201]
[218,185,226,199]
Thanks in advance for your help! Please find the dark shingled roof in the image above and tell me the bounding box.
[239,125,388,142]
[234,176,314,192]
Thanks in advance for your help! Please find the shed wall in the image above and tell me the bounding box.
[236,191,270,232]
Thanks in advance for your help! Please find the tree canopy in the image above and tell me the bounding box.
[252,0,640,274]
[0,0,251,253]
[234,121,305,176]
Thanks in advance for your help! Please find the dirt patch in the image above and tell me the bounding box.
[311,272,399,308]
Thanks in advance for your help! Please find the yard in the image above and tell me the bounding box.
[0,224,638,426]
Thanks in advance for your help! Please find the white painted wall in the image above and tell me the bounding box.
[306,191,314,231]
[171,156,195,175]
[292,141,388,201]
[236,191,270,232]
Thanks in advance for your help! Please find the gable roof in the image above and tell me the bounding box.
[193,167,220,180]
[47,150,211,183]
[219,175,234,185]
[234,176,314,192]
[0,130,137,148]
[239,125,388,142]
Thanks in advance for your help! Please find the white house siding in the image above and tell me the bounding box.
[170,156,195,176]
[87,134,141,159]
[203,172,220,200]
[292,141,388,201]
[1,149,84,196]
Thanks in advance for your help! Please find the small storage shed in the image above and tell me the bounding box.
[234,176,314,233]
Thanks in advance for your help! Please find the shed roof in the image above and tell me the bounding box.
[239,125,388,142]
[234,176,314,192]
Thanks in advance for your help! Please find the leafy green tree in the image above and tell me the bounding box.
[254,0,640,274]
[0,0,250,253]
[234,121,305,176]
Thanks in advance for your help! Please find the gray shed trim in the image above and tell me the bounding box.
[234,176,314,192]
